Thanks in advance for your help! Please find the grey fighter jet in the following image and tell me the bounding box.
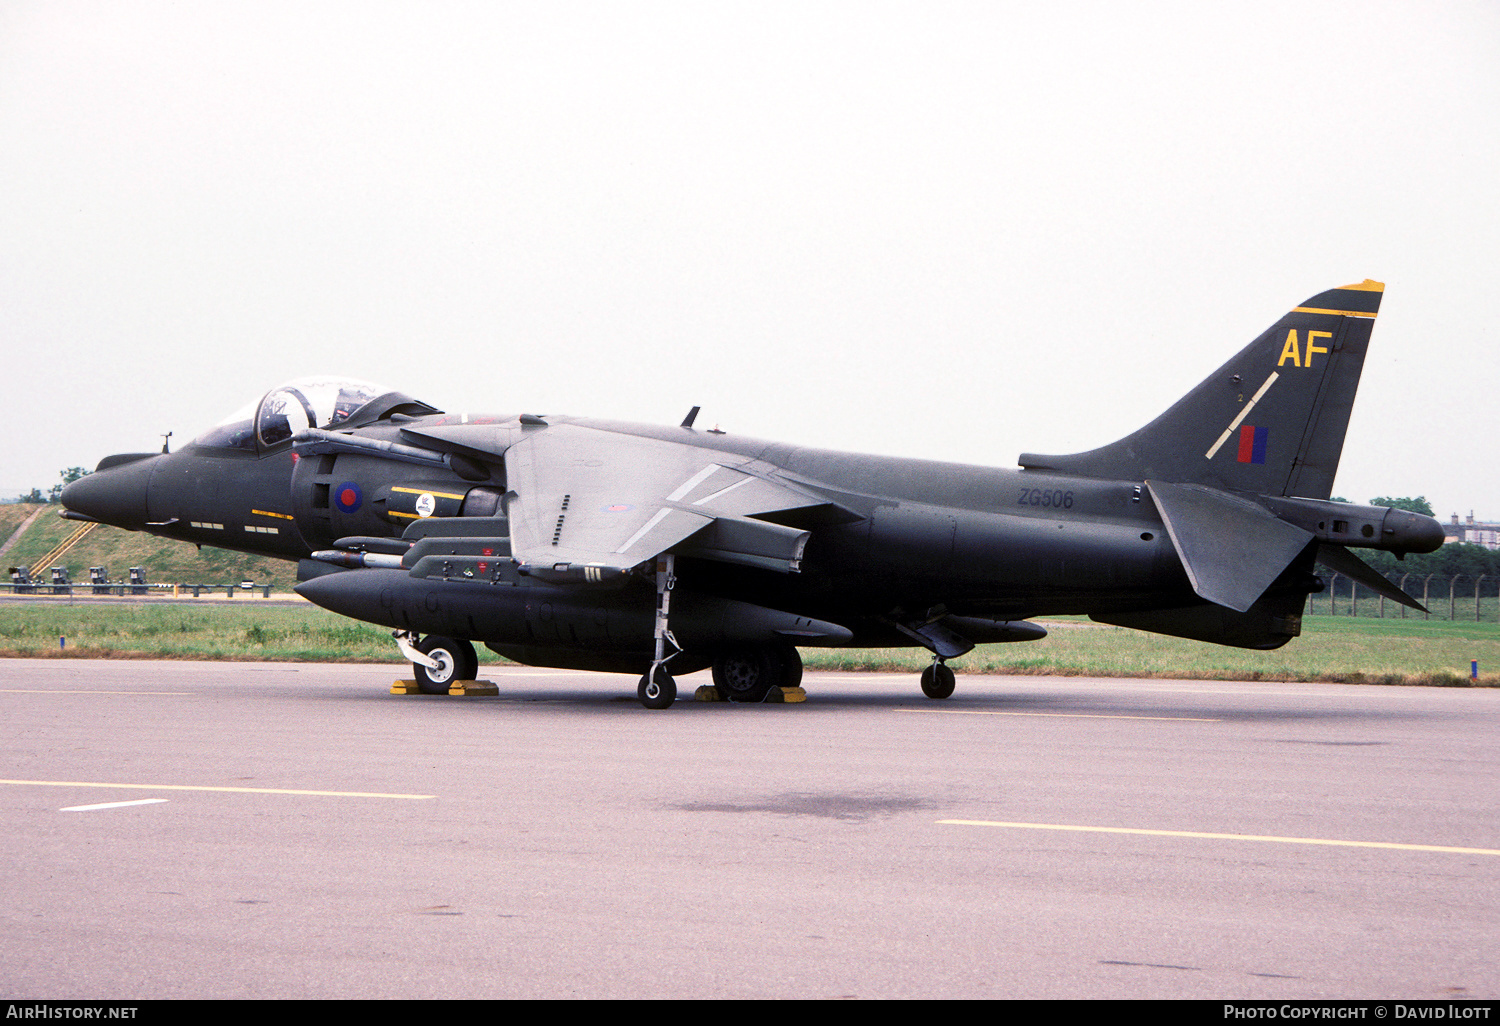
[62,280,1443,707]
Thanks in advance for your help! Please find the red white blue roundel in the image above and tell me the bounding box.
[602,503,634,513]
[335,481,363,513]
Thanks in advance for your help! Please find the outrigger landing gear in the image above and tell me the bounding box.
[920,657,957,700]
[889,610,969,700]
[638,555,680,709]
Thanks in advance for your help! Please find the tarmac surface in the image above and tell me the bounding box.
[2,659,1497,1000]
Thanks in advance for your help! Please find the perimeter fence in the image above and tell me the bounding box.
[1318,574,1499,622]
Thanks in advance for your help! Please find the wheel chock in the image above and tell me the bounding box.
[391,679,498,695]
[693,685,806,703]
[448,680,498,696]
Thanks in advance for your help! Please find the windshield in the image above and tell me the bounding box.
[191,376,390,453]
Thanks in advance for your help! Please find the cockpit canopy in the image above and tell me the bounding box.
[191,376,391,453]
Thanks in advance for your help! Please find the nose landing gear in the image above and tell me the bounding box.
[393,632,479,695]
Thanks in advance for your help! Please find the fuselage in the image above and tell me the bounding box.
[62,409,1191,643]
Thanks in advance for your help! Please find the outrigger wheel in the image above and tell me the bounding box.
[414,635,478,695]
[638,664,676,709]
[920,659,956,700]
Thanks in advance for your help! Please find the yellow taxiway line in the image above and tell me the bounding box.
[0,779,435,800]
[938,819,1500,856]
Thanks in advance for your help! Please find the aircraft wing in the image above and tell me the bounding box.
[501,423,825,585]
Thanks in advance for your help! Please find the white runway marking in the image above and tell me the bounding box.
[61,798,170,812]
[3,779,435,799]
[939,819,1500,856]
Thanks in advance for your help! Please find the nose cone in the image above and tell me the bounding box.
[62,454,158,530]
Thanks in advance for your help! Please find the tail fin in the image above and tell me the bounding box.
[1019,280,1384,498]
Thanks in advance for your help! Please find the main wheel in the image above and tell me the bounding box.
[713,641,798,703]
[774,643,804,691]
[638,665,677,709]
[414,636,478,695]
[920,662,956,700]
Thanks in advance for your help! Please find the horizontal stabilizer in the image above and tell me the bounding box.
[1315,542,1428,612]
[1147,480,1313,613]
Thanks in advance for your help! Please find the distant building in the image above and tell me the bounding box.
[1444,512,1500,550]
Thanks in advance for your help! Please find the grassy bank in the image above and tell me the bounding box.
[2,508,299,590]
[0,600,1495,685]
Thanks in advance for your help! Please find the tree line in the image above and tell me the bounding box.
[1341,496,1500,581]
[13,467,90,505]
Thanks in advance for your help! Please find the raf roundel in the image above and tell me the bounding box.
[334,481,363,513]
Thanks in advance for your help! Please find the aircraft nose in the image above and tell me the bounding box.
[61,455,157,530]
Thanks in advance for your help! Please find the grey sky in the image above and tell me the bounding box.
[2,1,1496,519]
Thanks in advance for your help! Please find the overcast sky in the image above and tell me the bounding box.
[2,1,1497,520]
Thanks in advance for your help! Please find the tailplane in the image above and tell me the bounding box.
[1019,280,1384,499]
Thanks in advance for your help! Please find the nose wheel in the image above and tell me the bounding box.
[410,635,478,695]
[920,658,956,699]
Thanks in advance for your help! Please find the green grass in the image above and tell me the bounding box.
[0,602,400,662]
[803,615,1499,686]
[0,601,1494,685]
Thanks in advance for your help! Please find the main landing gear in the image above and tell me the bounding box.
[633,554,806,708]
[712,640,802,702]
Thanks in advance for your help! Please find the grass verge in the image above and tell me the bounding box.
[0,601,1496,686]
